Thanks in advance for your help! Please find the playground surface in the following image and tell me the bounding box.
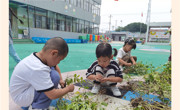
[9,41,171,110]
[9,42,170,80]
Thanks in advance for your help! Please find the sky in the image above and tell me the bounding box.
[99,0,171,33]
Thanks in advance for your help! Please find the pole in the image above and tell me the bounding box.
[115,20,117,31]
[140,12,143,37]
[112,26,114,31]
[140,18,142,37]
[121,20,122,27]
[145,0,151,43]
[109,14,112,37]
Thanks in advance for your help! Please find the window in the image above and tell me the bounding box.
[47,11,56,30]
[35,15,41,28]
[66,16,72,32]
[93,1,100,16]
[66,0,70,4]
[85,21,89,33]
[81,0,84,9]
[34,7,47,29]
[93,2,97,15]
[42,16,47,29]
[60,20,65,31]
[89,0,92,13]
[69,0,73,4]
[84,0,89,11]
[89,22,93,34]
[35,7,46,16]
[92,4,94,14]
[28,6,35,28]
[53,14,57,30]
[73,18,78,32]
[72,0,77,6]
[94,24,99,35]
[47,18,53,30]
[97,7,100,16]
[77,0,81,7]
[78,19,84,33]
[57,14,65,31]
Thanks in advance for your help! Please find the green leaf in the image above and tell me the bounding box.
[101,102,108,106]
[74,78,77,82]
[81,77,83,81]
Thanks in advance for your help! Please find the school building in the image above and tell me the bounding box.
[9,0,101,39]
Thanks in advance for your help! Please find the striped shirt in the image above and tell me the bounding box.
[86,60,123,78]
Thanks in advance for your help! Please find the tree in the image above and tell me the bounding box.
[115,26,124,32]
[123,22,147,33]
[115,22,147,33]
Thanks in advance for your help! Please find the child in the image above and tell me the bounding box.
[10,37,74,109]
[116,39,137,71]
[86,43,123,96]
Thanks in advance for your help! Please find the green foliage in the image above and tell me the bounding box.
[56,92,107,110]
[144,62,171,101]
[65,74,85,86]
[124,61,155,75]
[55,61,171,110]
[122,22,147,33]
[129,62,171,109]
[55,74,108,110]
[115,26,124,32]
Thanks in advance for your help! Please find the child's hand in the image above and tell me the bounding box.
[59,79,65,88]
[133,62,136,65]
[67,84,74,92]
[100,78,109,83]
[126,63,132,66]
[95,74,103,81]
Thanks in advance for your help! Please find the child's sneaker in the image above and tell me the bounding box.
[111,86,121,96]
[91,84,100,94]
[119,65,123,71]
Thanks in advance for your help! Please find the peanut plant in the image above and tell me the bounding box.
[127,62,171,110]
[55,74,108,110]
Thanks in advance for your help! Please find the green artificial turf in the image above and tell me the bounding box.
[9,43,171,81]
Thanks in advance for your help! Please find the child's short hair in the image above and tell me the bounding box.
[96,43,117,58]
[123,39,136,49]
[43,37,68,56]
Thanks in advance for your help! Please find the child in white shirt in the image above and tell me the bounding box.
[116,39,137,71]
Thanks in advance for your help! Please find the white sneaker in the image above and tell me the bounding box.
[111,86,121,96]
[119,65,123,71]
[91,84,100,94]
